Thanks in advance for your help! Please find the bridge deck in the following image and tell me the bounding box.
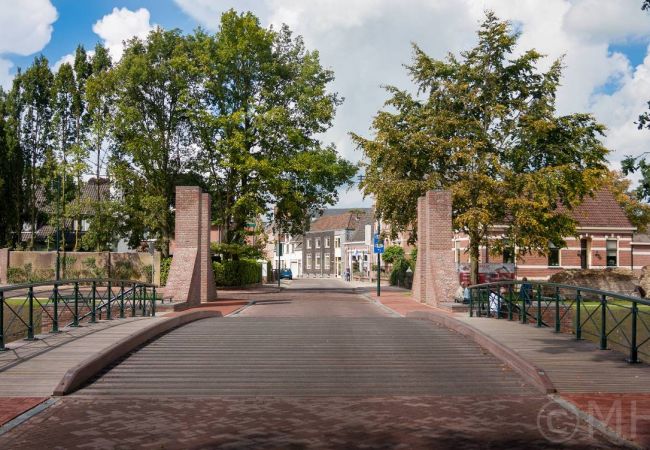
[454,315,650,394]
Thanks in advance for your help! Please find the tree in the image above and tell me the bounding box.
[19,56,54,249]
[382,245,405,264]
[191,11,356,242]
[352,12,608,284]
[603,170,650,232]
[110,28,198,256]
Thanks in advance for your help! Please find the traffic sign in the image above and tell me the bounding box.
[373,234,384,254]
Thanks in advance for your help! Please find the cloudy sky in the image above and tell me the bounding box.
[1,0,650,207]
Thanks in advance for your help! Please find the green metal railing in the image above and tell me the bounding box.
[0,279,157,350]
[468,280,650,364]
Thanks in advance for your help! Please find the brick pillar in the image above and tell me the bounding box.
[165,187,203,305]
[201,193,217,302]
[413,190,459,306]
[0,248,8,284]
[413,197,426,303]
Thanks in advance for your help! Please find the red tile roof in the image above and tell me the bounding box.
[309,210,372,232]
[563,189,633,229]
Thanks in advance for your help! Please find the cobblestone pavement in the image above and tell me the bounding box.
[0,395,615,449]
[0,285,621,449]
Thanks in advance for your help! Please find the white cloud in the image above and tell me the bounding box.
[52,53,75,72]
[0,58,14,90]
[172,0,650,206]
[0,0,57,55]
[92,7,154,61]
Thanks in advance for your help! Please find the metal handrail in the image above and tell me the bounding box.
[467,280,649,364]
[0,279,158,351]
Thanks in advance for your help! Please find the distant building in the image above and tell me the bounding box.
[452,189,648,280]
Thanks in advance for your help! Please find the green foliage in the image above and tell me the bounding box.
[352,12,608,283]
[160,257,172,286]
[82,257,106,279]
[111,259,141,281]
[7,263,55,283]
[212,259,261,286]
[191,11,356,242]
[382,245,404,264]
[410,247,418,262]
[211,242,264,261]
[389,258,414,288]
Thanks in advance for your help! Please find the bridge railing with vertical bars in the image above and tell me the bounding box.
[0,279,157,349]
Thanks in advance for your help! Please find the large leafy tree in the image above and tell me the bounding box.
[19,56,55,249]
[191,11,356,242]
[110,28,199,256]
[352,12,608,284]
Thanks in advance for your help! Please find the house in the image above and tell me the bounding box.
[302,208,375,278]
[452,189,648,280]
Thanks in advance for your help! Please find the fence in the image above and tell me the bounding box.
[467,280,650,364]
[0,279,157,349]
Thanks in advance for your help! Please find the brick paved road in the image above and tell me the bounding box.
[0,286,617,449]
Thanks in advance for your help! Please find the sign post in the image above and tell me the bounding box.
[373,226,384,297]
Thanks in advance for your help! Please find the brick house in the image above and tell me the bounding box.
[452,189,650,280]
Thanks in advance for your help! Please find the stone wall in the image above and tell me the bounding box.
[413,190,459,307]
[0,251,161,285]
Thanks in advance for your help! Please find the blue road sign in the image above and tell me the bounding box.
[373,234,384,254]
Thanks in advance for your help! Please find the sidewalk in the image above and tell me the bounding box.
[0,300,248,428]
[371,289,650,448]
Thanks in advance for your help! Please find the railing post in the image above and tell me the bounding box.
[120,282,125,319]
[143,286,147,316]
[131,283,136,317]
[107,280,112,320]
[0,291,5,351]
[536,284,542,327]
[27,286,34,340]
[521,286,527,324]
[152,286,156,317]
[477,288,482,317]
[600,294,607,350]
[496,287,501,319]
[554,286,560,333]
[469,289,474,317]
[575,289,582,340]
[52,284,59,333]
[508,285,513,321]
[72,282,79,327]
[90,281,97,323]
[628,301,639,364]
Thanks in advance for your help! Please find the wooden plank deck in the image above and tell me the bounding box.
[455,315,650,393]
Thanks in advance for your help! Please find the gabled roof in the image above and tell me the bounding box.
[309,208,373,232]
[563,189,633,229]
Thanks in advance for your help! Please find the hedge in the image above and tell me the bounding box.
[212,259,262,287]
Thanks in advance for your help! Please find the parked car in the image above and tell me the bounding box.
[279,268,293,280]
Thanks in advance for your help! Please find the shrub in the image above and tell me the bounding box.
[111,259,140,281]
[82,257,107,279]
[160,257,172,286]
[382,245,405,264]
[390,258,414,288]
[7,264,55,284]
[212,259,262,286]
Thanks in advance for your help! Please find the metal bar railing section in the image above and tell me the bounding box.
[468,280,650,364]
[0,279,157,349]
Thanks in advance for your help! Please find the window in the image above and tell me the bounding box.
[306,253,312,269]
[315,253,321,269]
[503,247,515,264]
[454,240,461,263]
[306,239,312,249]
[324,253,330,270]
[325,237,330,248]
[606,239,618,267]
[548,243,560,267]
[335,237,341,248]
[315,238,321,248]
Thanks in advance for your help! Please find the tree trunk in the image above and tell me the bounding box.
[469,236,480,286]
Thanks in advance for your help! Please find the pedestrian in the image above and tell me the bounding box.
[519,277,532,305]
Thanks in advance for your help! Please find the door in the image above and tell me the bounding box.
[580,239,589,269]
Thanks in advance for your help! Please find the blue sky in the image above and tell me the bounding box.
[2,0,650,207]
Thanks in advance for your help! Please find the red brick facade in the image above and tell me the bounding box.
[165,187,217,305]
[413,191,459,306]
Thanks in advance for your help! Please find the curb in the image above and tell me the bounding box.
[53,310,222,396]
[405,310,557,395]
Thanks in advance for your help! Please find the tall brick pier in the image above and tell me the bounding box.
[165,186,216,306]
[412,190,459,307]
